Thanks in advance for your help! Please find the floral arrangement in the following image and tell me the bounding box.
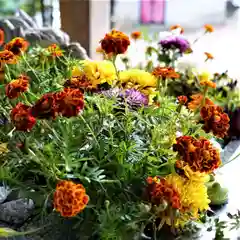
[0,25,237,239]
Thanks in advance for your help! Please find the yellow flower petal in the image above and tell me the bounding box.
[118,69,157,101]
[165,173,210,226]
[119,69,157,87]
[72,60,116,87]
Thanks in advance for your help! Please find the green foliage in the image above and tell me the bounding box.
[0,43,231,239]
[0,0,21,16]
[20,0,42,17]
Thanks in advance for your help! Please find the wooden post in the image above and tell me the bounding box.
[60,0,90,54]
[59,0,110,59]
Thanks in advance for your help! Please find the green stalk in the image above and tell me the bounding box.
[4,64,12,81]
[21,51,41,83]
[112,55,119,82]
[80,114,100,148]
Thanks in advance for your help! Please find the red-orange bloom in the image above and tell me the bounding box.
[200,105,230,138]
[47,44,63,57]
[31,93,57,119]
[200,79,216,89]
[131,31,142,40]
[147,177,181,209]
[204,24,214,33]
[170,24,184,34]
[0,29,4,46]
[4,37,29,56]
[96,46,104,53]
[5,75,29,99]
[63,76,93,92]
[173,136,221,173]
[177,95,188,105]
[204,52,214,60]
[54,180,89,217]
[188,94,214,111]
[100,29,130,55]
[10,103,36,131]
[0,50,17,64]
[152,66,180,79]
[55,88,84,118]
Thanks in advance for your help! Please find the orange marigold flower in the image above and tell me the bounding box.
[170,24,184,34]
[152,66,180,79]
[100,29,130,55]
[5,75,29,99]
[173,136,221,173]
[47,44,63,57]
[204,24,214,33]
[177,95,188,105]
[0,50,17,64]
[96,46,114,60]
[64,76,94,92]
[55,88,84,118]
[204,52,214,60]
[147,176,182,210]
[0,29,4,46]
[200,79,216,89]
[4,37,29,56]
[96,46,104,53]
[54,180,89,217]
[131,31,142,40]
[200,105,230,138]
[188,94,214,111]
[31,93,57,119]
[10,103,36,131]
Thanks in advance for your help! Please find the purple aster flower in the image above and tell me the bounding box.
[119,89,149,108]
[159,36,190,53]
[101,88,148,109]
[100,88,122,98]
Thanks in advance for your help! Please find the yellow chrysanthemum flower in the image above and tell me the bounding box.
[119,69,156,88]
[119,69,157,102]
[196,70,216,88]
[72,60,116,88]
[181,164,209,183]
[165,173,210,226]
[197,70,213,82]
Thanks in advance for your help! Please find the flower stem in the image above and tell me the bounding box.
[220,151,240,168]
[201,86,208,107]
[112,55,119,82]
[79,114,100,148]
[21,52,41,83]
[4,64,12,81]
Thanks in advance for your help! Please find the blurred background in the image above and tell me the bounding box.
[0,0,240,76]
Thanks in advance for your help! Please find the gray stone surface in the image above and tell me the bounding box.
[221,140,240,164]
[0,186,11,204]
[0,199,34,225]
[0,10,88,60]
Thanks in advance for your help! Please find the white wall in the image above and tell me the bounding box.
[114,0,226,28]
[90,0,111,59]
